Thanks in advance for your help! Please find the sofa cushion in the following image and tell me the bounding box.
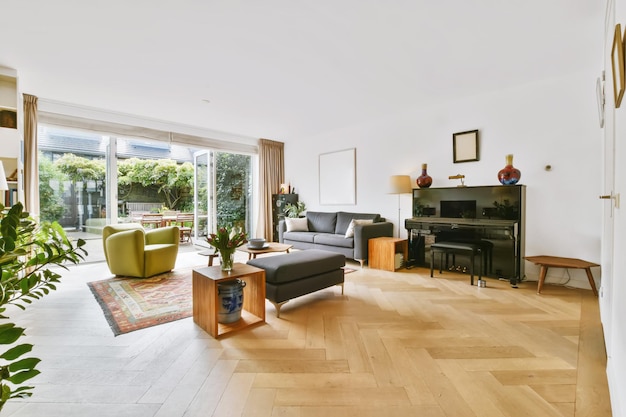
[283,231,315,243]
[344,219,374,238]
[314,233,354,248]
[306,211,337,233]
[285,217,308,232]
[335,212,381,235]
[247,249,345,284]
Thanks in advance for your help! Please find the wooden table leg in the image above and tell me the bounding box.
[584,267,599,296]
[537,265,548,294]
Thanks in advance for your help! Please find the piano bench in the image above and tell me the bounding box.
[430,241,483,285]
[447,239,494,275]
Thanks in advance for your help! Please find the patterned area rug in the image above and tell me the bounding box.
[88,268,194,336]
[89,265,357,336]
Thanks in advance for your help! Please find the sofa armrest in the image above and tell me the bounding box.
[278,219,287,243]
[353,222,394,260]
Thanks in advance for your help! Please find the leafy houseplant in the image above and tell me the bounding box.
[283,201,306,218]
[0,203,86,411]
[206,227,247,271]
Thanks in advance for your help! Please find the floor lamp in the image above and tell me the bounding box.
[388,175,412,238]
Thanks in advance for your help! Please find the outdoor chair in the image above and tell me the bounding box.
[175,213,194,242]
[140,213,163,228]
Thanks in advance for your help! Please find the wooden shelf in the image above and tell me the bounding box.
[0,109,17,129]
[368,237,408,271]
[0,67,22,206]
[192,263,266,338]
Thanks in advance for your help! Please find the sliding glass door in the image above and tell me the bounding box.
[193,150,211,244]
[193,149,253,247]
[38,122,255,259]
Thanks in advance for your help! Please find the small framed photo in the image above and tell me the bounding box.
[612,23,625,108]
[453,129,479,163]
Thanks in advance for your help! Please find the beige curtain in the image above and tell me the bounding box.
[23,94,39,215]
[257,139,284,241]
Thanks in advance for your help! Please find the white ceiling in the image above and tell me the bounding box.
[0,1,605,140]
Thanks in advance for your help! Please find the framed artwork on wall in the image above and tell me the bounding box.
[611,23,625,108]
[319,148,356,205]
[453,129,479,163]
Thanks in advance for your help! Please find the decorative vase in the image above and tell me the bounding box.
[219,250,235,272]
[416,163,432,188]
[497,154,521,185]
[217,279,246,323]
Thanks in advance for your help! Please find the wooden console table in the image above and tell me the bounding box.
[525,255,599,296]
[192,263,266,338]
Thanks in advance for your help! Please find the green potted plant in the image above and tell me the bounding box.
[283,201,306,218]
[0,202,86,411]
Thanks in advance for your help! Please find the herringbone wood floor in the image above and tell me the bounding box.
[2,250,612,417]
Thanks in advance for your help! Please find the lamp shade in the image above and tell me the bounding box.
[388,175,412,194]
[0,162,8,191]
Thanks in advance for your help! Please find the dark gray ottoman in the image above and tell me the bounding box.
[247,249,345,317]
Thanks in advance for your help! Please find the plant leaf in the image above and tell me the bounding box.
[0,326,24,345]
[6,369,40,385]
[0,344,33,361]
[8,357,41,372]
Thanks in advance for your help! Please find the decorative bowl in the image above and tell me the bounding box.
[247,238,266,249]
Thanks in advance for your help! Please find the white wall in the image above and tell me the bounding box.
[286,70,601,289]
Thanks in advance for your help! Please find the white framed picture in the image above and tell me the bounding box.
[319,148,356,205]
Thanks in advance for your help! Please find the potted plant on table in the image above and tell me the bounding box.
[206,227,247,271]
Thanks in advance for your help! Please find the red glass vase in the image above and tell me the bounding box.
[497,154,521,185]
[416,163,432,188]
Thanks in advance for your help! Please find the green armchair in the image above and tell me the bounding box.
[102,223,180,278]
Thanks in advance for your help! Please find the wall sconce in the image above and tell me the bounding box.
[449,174,466,187]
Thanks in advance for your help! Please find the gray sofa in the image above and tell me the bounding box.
[278,211,393,266]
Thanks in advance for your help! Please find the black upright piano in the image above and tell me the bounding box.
[405,185,525,284]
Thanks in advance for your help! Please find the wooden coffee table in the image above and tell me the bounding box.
[201,243,293,266]
[237,242,293,260]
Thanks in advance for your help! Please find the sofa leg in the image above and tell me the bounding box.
[338,283,344,295]
[357,259,365,268]
[270,300,289,318]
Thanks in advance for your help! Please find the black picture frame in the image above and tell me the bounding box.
[453,129,479,163]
